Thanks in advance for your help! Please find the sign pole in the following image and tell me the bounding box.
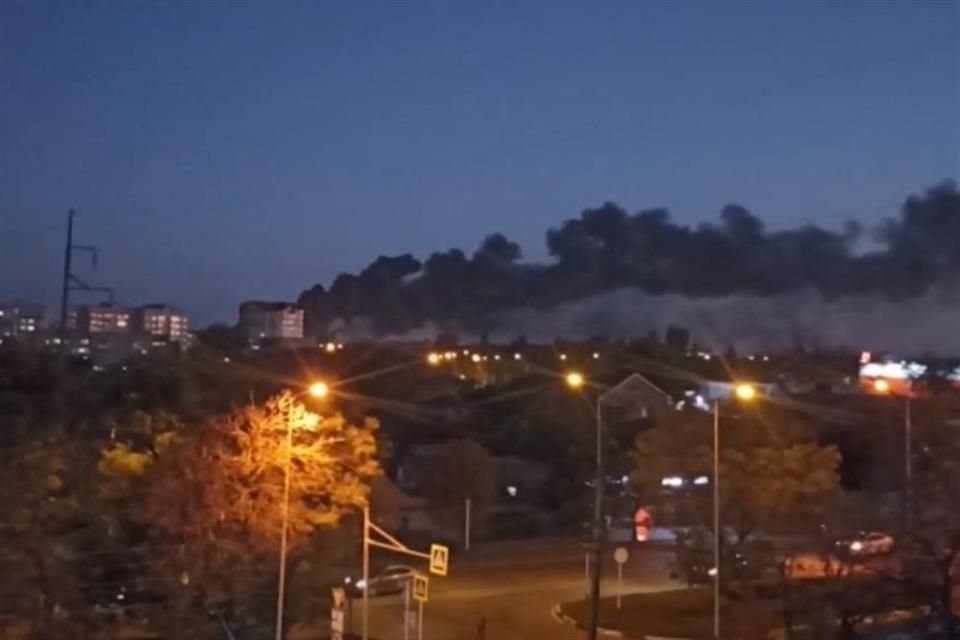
[617,563,623,610]
[362,506,370,640]
[613,547,629,611]
[418,601,424,640]
[403,580,410,640]
[359,510,448,640]
[584,552,590,595]
[465,497,472,552]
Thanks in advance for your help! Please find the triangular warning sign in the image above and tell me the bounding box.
[429,543,448,576]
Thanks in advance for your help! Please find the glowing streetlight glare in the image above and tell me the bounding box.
[471,353,482,363]
[308,381,329,399]
[514,353,522,360]
[734,383,756,401]
[325,342,337,353]
[559,353,568,361]
[427,352,441,365]
[873,378,891,394]
[565,371,585,390]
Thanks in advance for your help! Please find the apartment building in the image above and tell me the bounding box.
[137,304,190,342]
[0,302,47,338]
[238,301,304,341]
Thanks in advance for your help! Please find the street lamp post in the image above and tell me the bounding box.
[276,407,295,640]
[275,382,328,640]
[566,372,635,640]
[905,395,912,529]
[872,378,912,529]
[712,399,720,639]
[712,383,756,639]
[588,398,604,640]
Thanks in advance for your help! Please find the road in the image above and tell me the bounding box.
[346,538,678,640]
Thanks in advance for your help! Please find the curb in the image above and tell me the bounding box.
[550,603,625,638]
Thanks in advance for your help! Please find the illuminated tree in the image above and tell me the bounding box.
[97,393,381,636]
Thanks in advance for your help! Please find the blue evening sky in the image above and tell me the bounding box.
[1,0,958,324]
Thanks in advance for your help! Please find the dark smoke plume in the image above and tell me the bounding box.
[298,182,960,337]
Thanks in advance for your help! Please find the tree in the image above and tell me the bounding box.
[0,431,98,637]
[115,392,381,636]
[892,403,960,639]
[194,322,246,354]
[417,438,496,540]
[632,403,840,594]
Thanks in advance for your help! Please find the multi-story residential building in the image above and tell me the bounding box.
[63,303,192,363]
[136,304,190,342]
[76,304,133,335]
[2,300,192,362]
[238,301,304,341]
[0,302,47,339]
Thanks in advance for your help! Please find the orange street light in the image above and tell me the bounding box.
[565,371,585,390]
[308,381,329,399]
[277,386,325,640]
[734,383,757,401]
[873,378,890,394]
[427,352,441,366]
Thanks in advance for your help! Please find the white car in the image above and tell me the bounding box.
[840,531,894,556]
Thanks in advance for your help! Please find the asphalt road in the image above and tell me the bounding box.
[346,538,678,640]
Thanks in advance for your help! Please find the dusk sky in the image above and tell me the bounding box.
[1,1,958,325]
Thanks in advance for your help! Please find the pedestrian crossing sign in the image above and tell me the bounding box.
[429,543,449,576]
[413,572,429,603]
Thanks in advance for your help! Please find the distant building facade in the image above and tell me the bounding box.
[76,304,133,335]
[136,304,190,342]
[64,303,191,363]
[238,301,304,341]
[0,302,47,339]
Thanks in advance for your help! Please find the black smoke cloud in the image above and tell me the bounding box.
[298,182,960,338]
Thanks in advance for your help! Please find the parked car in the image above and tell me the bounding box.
[344,564,415,597]
[676,539,777,587]
[836,531,894,556]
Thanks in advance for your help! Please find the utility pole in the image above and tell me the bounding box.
[587,399,604,640]
[58,209,75,347]
[713,401,721,640]
[58,209,113,352]
[904,396,913,530]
